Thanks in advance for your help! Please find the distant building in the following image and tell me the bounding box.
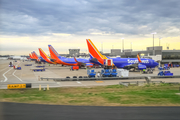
[161,50,180,63]
[111,49,121,56]
[69,49,80,57]
[123,49,132,52]
[146,46,163,55]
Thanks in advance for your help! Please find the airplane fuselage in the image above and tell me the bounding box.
[59,57,90,64]
[112,57,158,68]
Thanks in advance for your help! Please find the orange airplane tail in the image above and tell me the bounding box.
[86,39,108,65]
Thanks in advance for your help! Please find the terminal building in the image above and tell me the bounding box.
[68,49,80,57]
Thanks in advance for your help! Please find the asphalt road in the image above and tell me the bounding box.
[1,102,180,120]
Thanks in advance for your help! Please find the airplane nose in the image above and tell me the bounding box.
[155,62,159,66]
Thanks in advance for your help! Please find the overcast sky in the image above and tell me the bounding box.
[0,0,180,55]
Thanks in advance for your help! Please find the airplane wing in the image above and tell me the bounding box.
[123,54,143,70]
[49,58,57,62]
[74,57,86,67]
[123,63,139,70]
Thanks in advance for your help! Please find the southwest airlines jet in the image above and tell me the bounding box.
[48,45,93,67]
[86,39,158,70]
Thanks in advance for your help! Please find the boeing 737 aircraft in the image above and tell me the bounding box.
[48,45,93,67]
[38,48,56,64]
[86,39,158,70]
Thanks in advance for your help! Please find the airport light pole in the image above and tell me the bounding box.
[151,32,157,55]
[131,42,132,50]
[159,37,162,46]
[121,38,124,52]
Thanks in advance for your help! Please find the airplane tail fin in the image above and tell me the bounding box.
[31,52,36,59]
[137,53,142,63]
[38,48,49,59]
[33,51,39,59]
[48,45,64,63]
[29,54,32,59]
[86,39,107,65]
[29,54,32,58]
[48,45,60,59]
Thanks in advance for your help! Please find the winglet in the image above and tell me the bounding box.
[137,53,142,63]
[74,57,78,62]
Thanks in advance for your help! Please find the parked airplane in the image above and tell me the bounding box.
[38,48,56,64]
[48,45,93,67]
[86,39,158,70]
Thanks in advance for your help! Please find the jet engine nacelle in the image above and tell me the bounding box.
[138,64,146,70]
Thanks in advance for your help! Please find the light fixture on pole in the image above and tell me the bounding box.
[121,38,124,52]
[151,32,157,55]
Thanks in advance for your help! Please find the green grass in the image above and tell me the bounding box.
[0,83,180,106]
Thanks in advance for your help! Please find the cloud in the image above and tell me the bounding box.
[0,0,180,38]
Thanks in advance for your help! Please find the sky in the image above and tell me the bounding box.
[0,0,180,55]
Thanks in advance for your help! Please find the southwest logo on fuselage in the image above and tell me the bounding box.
[127,59,149,64]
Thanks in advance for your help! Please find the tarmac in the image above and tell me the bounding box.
[1,102,180,120]
[0,60,180,89]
